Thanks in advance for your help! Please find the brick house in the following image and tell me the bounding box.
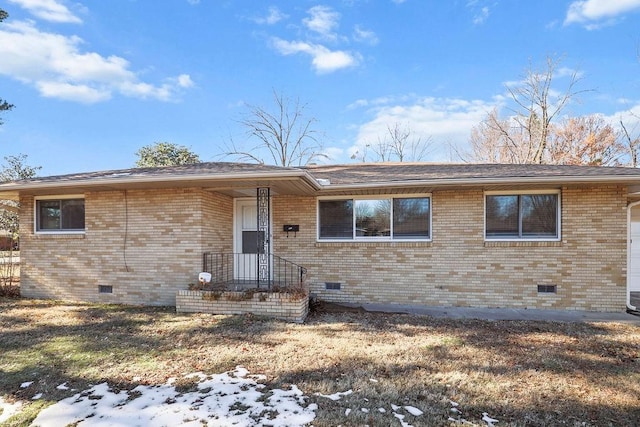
[2,161,640,312]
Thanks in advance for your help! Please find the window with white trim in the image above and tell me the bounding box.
[485,192,559,240]
[318,196,431,240]
[36,197,85,232]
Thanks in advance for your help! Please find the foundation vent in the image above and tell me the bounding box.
[537,284,557,294]
[325,282,341,290]
[99,285,113,294]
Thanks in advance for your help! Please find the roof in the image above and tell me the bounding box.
[2,161,640,199]
[304,162,640,186]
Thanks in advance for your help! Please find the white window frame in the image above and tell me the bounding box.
[317,194,432,242]
[484,189,561,242]
[34,195,86,235]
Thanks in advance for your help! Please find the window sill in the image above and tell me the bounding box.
[34,231,86,238]
[316,240,432,248]
[484,240,562,247]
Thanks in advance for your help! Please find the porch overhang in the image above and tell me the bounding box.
[0,169,322,200]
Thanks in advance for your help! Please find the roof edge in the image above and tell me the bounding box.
[0,169,322,194]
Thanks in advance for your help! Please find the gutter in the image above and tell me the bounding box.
[312,174,640,191]
[0,169,322,194]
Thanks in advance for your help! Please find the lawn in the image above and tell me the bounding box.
[0,298,639,426]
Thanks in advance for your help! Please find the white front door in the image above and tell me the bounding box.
[629,207,640,295]
[234,199,269,281]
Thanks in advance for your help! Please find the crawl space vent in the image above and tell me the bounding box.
[537,284,557,294]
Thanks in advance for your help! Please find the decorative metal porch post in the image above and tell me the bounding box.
[257,187,271,287]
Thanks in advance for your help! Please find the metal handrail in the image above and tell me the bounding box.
[202,252,307,290]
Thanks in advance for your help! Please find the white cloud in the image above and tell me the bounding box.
[271,38,359,73]
[564,0,640,27]
[7,0,82,24]
[177,74,194,88]
[602,103,640,132]
[321,146,344,163]
[353,25,378,45]
[252,6,288,25]
[473,6,490,25]
[303,5,340,40]
[0,20,192,103]
[36,81,110,103]
[350,96,497,161]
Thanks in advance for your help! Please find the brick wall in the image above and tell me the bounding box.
[272,185,627,312]
[19,188,233,306]
[19,184,627,311]
[176,290,308,323]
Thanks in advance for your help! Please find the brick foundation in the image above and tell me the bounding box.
[176,290,309,323]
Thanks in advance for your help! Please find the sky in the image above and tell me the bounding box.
[0,0,639,176]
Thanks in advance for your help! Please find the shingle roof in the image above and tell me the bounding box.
[303,163,640,186]
[8,162,299,185]
[2,161,640,198]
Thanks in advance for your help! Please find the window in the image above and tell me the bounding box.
[36,198,85,232]
[318,196,430,240]
[485,192,559,240]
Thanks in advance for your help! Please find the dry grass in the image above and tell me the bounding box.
[1,298,639,426]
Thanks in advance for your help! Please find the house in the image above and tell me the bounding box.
[1,161,640,313]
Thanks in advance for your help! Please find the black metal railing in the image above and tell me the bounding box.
[202,253,307,290]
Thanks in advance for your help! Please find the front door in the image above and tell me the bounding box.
[234,199,269,282]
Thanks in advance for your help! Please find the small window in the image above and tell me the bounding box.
[318,196,431,240]
[36,198,85,232]
[485,193,559,240]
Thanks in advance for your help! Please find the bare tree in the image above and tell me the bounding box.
[620,118,640,168]
[0,154,40,296]
[465,55,586,164]
[355,122,432,163]
[226,90,326,167]
[467,109,534,164]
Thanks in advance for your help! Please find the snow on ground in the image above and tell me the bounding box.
[3,368,502,426]
[0,397,22,424]
[30,367,317,427]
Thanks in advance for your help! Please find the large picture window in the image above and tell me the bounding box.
[36,198,85,232]
[485,192,559,240]
[318,196,430,240]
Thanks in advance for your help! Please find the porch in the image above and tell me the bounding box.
[199,252,307,292]
[175,252,309,322]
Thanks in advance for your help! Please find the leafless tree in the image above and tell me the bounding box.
[465,55,587,164]
[355,122,432,162]
[226,90,326,167]
[620,118,640,168]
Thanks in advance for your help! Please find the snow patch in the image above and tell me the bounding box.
[20,381,33,388]
[404,405,423,416]
[0,397,22,423]
[30,366,316,427]
[315,389,353,401]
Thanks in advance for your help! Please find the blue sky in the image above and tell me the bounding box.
[0,0,639,176]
